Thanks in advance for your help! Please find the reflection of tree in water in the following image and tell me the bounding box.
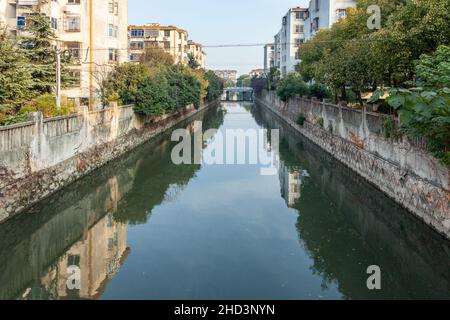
[114,106,226,225]
[259,103,450,299]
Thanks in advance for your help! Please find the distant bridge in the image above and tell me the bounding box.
[222,87,254,102]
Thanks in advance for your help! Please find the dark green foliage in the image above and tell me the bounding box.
[204,70,224,101]
[297,114,306,126]
[277,73,310,101]
[187,53,200,70]
[134,66,202,116]
[309,83,331,100]
[103,63,152,105]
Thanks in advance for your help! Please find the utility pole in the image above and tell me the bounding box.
[56,46,61,109]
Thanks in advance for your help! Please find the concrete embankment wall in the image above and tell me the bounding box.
[256,90,450,239]
[0,102,215,222]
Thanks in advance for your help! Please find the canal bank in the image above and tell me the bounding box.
[0,100,219,223]
[255,91,450,239]
[1,103,449,300]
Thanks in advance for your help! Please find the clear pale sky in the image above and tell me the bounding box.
[128,0,309,75]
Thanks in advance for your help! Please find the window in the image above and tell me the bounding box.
[109,48,118,62]
[312,17,319,31]
[130,53,141,61]
[66,42,81,59]
[65,15,80,32]
[51,17,58,30]
[108,24,118,37]
[295,38,304,46]
[130,29,144,37]
[163,41,170,49]
[295,25,304,33]
[67,0,81,3]
[17,16,26,27]
[315,0,320,12]
[108,0,119,14]
[336,8,347,19]
[108,0,114,13]
[295,12,305,20]
[164,30,171,37]
[130,41,144,49]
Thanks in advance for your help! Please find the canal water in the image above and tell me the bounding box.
[0,103,449,300]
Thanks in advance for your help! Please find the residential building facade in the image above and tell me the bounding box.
[263,43,274,73]
[213,70,238,85]
[250,68,264,78]
[128,23,189,65]
[273,31,282,70]
[1,0,129,106]
[304,0,356,41]
[269,1,356,77]
[278,7,309,76]
[187,40,206,69]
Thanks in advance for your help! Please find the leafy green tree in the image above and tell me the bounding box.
[20,14,73,94]
[277,73,310,101]
[187,53,200,70]
[237,74,251,87]
[134,73,173,116]
[102,63,152,105]
[140,46,174,68]
[0,27,33,113]
[266,67,281,90]
[204,70,224,100]
[415,45,450,88]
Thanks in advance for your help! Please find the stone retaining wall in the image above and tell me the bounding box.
[256,91,450,239]
[0,102,217,222]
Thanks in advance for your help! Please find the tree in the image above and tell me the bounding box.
[20,14,73,94]
[277,73,309,101]
[237,75,251,87]
[139,47,174,68]
[0,27,33,113]
[102,63,152,105]
[204,70,224,101]
[415,45,450,88]
[187,53,200,70]
[266,67,281,90]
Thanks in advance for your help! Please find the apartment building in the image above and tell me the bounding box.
[0,0,128,106]
[304,0,356,40]
[263,43,274,73]
[213,70,238,85]
[250,68,264,78]
[187,40,206,69]
[273,31,282,70]
[277,7,309,76]
[128,23,189,65]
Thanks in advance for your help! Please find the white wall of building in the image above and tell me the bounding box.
[279,7,308,76]
[304,0,356,41]
[0,0,128,105]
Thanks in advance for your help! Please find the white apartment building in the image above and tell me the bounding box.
[273,31,282,70]
[0,0,128,106]
[213,70,237,85]
[277,7,309,76]
[128,24,189,65]
[187,40,206,69]
[304,0,356,40]
[263,43,274,73]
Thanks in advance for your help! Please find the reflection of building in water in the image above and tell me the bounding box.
[33,213,129,300]
[20,175,130,300]
[279,161,302,207]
